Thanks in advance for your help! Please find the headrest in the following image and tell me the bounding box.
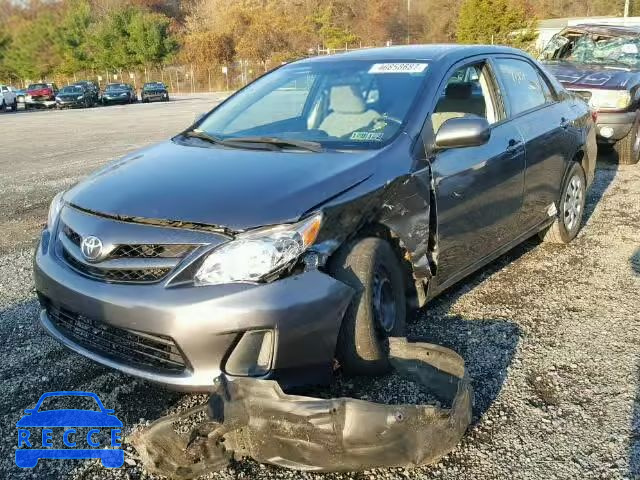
[330,85,366,114]
[445,82,473,100]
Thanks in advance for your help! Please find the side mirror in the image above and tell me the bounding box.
[434,117,491,149]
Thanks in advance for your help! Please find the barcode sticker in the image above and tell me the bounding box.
[368,63,428,74]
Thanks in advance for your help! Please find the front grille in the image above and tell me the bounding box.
[63,224,82,247]
[111,243,193,259]
[63,249,170,283]
[45,301,187,373]
[60,223,194,284]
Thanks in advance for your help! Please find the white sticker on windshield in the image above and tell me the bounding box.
[622,43,639,54]
[368,63,428,74]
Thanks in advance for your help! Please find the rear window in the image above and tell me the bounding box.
[28,84,48,90]
[144,83,165,90]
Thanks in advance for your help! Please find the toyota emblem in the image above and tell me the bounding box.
[81,236,103,262]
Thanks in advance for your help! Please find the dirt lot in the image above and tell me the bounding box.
[0,99,638,480]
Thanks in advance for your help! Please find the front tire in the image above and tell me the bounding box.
[540,162,587,244]
[11,99,17,111]
[613,122,640,165]
[329,237,406,375]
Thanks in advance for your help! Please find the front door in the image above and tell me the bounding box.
[427,60,526,288]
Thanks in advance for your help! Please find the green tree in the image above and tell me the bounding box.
[128,9,177,66]
[457,0,530,46]
[2,12,62,80]
[56,0,93,74]
[313,4,358,49]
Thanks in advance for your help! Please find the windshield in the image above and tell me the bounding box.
[543,33,640,68]
[193,60,429,150]
[106,84,128,91]
[60,86,83,94]
[144,83,164,90]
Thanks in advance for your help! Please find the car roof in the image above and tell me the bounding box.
[565,24,640,37]
[295,44,526,66]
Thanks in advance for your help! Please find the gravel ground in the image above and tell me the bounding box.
[0,99,639,480]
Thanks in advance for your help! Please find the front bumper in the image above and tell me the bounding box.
[102,97,131,104]
[34,230,353,390]
[25,98,56,108]
[142,94,167,102]
[56,100,85,108]
[595,110,637,143]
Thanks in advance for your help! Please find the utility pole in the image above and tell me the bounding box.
[625,0,631,17]
[407,0,411,44]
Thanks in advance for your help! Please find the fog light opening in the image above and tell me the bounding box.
[224,329,274,377]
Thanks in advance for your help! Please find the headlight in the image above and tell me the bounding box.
[47,192,64,230]
[55,96,61,102]
[195,213,322,286]
[587,89,631,110]
[78,95,84,100]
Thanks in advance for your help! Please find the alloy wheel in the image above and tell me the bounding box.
[563,174,584,232]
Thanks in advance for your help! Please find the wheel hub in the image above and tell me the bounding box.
[373,270,396,335]
[563,174,583,232]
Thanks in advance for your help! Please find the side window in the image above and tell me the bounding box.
[494,58,549,116]
[536,71,555,103]
[432,62,499,133]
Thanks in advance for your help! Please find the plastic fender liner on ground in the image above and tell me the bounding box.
[132,337,472,478]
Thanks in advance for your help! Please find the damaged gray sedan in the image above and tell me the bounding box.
[34,45,596,390]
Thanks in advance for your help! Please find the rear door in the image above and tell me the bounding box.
[427,58,526,286]
[492,56,573,228]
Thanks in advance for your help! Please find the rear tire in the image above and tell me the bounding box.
[613,122,640,165]
[11,99,17,111]
[0,100,5,112]
[540,162,587,244]
[329,237,406,376]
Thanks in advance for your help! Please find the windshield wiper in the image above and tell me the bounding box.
[224,136,324,152]
[183,130,225,145]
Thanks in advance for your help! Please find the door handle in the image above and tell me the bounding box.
[506,138,520,151]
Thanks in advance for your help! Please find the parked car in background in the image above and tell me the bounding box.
[25,83,58,109]
[541,24,640,164]
[55,85,93,109]
[141,82,169,103]
[35,45,596,390]
[14,88,26,105]
[0,84,18,111]
[71,80,100,106]
[102,83,136,105]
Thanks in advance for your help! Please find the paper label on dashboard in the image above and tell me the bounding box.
[368,63,428,74]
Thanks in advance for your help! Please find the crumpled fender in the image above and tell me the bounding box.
[132,338,472,477]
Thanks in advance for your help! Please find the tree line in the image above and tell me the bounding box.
[0,0,636,83]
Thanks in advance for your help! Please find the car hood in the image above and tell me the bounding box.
[65,140,377,231]
[59,94,83,100]
[28,88,52,95]
[16,410,123,427]
[542,61,637,89]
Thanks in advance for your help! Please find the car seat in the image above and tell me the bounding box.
[319,85,381,138]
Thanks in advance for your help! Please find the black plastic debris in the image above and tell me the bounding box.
[132,338,472,478]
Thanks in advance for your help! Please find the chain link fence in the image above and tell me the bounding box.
[12,43,388,92]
